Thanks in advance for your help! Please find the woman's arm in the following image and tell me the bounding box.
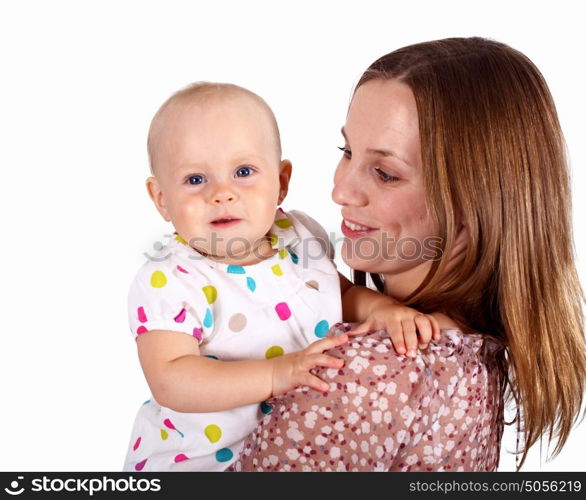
[230,326,502,472]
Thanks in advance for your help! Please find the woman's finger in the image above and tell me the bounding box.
[386,322,406,355]
[401,319,418,358]
[429,314,441,341]
[414,314,432,347]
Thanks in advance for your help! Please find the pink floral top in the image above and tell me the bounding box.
[229,324,505,472]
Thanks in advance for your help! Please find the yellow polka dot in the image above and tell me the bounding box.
[160,429,168,440]
[275,219,293,229]
[204,424,222,443]
[150,270,167,288]
[271,264,283,276]
[202,285,218,304]
[278,249,288,259]
[265,345,284,359]
[174,234,188,245]
[269,233,279,247]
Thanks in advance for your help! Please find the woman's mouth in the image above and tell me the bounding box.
[341,218,376,238]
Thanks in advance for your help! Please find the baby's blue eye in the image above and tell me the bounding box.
[187,175,205,185]
[236,166,253,177]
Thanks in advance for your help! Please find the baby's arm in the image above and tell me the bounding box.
[137,329,347,413]
[338,272,440,357]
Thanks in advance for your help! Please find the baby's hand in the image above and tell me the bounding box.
[348,301,440,358]
[270,334,348,396]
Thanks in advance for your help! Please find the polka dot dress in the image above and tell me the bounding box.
[123,209,342,472]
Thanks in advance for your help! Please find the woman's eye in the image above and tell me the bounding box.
[187,175,205,185]
[236,166,253,177]
[337,146,351,159]
[375,168,399,183]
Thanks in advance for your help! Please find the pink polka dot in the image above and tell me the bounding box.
[135,458,147,471]
[174,308,187,323]
[133,437,141,451]
[174,454,189,463]
[177,265,189,274]
[193,328,203,341]
[137,307,148,323]
[163,418,176,430]
[137,326,148,335]
[275,302,291,321]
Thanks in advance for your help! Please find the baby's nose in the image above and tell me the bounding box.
[212,187,237,204]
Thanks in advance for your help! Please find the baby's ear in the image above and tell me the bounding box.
[277,159,293,205]
[146,176,171,222]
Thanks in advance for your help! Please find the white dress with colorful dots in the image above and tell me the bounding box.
[123,209,342,471]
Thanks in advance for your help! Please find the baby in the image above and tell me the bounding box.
[123,82,439,471]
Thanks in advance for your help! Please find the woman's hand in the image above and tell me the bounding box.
[347,301,440,358]
[270,334,348,396]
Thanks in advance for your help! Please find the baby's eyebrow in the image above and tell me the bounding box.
[340,127,414,169]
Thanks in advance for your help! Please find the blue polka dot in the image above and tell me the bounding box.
[247,277,256,292]
[314,320,330,338]
[260,401,273,414]
[290,251,299,264]
[204,354,219,360]
[143,399,151,405]
[227,265,245,274]
[215,448,233,462]
[203,308,213,328]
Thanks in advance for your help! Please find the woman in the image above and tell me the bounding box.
[229,37,586,471]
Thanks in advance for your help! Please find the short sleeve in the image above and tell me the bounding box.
[128,262,203,343]
[288,210,335,262]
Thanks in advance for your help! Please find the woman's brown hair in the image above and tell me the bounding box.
[354,37,586,469]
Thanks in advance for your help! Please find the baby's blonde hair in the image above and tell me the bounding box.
[147,82,282,174]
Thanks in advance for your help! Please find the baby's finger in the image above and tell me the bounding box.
[414,314,433,347]
[346,321,373,337]
[309,353,344,370]
[401,319,418,358]
[306,333,348,354]
[303,373,331,393]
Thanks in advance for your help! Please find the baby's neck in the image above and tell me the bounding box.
[198,237,277,266]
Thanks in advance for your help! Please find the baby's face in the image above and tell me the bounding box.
[149,93,289,264]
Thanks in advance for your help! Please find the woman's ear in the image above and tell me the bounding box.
[277,159,293,205]
[146,176,171,222]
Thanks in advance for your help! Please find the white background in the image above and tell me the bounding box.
[0,0,584,472]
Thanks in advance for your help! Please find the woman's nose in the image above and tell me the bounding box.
[331,162,368,207]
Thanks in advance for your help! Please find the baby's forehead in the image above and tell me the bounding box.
[148,85,282,173]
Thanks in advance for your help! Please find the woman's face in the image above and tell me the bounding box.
[332,79,439,299]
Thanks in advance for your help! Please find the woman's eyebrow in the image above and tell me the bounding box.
[341,127,413,169]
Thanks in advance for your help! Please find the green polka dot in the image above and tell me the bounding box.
[160,429,168,440]
[175,234,188,245]
[269,234,279,247]
[275,219,293,229]
[202,285,218,304]
[150,270,167,288]
[278,249,288,259]
[271,264,283,276]
[204,424,222,443]
[265,345,284,359]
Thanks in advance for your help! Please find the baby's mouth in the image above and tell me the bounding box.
[211,217,242,227]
